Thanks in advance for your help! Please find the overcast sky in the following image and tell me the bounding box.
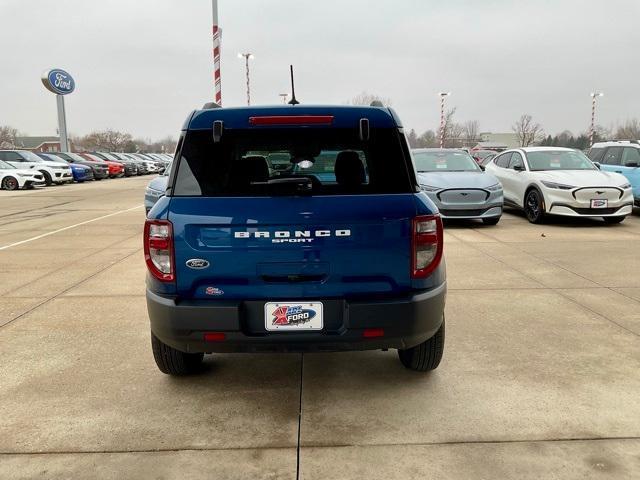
[1,0,638,140]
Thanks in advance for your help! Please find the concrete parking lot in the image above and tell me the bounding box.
[1,177,639,479]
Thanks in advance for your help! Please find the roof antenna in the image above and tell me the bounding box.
[288,65,300,105]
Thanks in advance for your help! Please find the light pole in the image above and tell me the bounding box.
[211,0,222,105]
[238,53,254,105]
[279,93,288,104]
[589,92,604,147]
[439,92,451,149]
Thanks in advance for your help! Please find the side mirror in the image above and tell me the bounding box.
[513,164,525,172]
[479,165,485,171]
[625,162,639,168]
[593,162,601,169]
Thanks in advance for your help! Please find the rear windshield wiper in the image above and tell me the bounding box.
[251,177,313,194]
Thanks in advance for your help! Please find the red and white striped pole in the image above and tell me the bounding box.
[212,0,222,105]
[589,92,603,147]
[439,92,450,149]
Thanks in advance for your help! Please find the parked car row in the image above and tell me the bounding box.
[0,150,173,190]
[410,144,636,225]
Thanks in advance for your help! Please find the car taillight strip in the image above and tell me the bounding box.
[144,219,175,282]
[248,115,334,126]
[411,215,443,279]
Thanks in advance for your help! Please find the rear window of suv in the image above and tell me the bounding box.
[172,128,414,196]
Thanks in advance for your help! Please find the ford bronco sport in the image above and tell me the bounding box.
[145,104,446,375]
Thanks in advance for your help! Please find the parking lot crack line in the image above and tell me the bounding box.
[2,231,142,298]
[3,436,639,456]
[0,247,141,330]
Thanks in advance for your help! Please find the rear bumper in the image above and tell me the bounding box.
[147,283,447,353]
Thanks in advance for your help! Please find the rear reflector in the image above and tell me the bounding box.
[204,332,226,342]
[363,328,384,338]
[249,115,334,126]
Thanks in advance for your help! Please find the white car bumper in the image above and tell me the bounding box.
[544,186,634,217]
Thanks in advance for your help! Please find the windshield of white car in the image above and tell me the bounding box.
[20,151,46,163]
[527,151,596,171]
[413,151,480,172]
[0,160,16,169]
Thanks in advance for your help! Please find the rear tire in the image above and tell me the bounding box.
[603,216,625,224]
[398,318,445,372]
[524,189,545,224]
[151,332,204,375]
[1,176,19,190]
[482,216,500,226]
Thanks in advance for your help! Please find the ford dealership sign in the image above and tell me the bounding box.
[41,69,75,95]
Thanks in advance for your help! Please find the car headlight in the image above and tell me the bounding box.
[541,181,575,190]
[420,185,439,192]
[486,183,502,191]
[621,183,632,189]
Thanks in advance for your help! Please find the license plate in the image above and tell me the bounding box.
[264,302,323,331]
[590,199,608,208]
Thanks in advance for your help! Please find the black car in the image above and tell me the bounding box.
[53,152,110,180]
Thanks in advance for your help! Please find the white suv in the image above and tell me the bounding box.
[0,150,73,186]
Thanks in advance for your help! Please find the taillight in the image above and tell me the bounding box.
[144,220,174,282]
[411,215,443,279]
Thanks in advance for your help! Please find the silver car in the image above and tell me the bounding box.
[144,161,171,214]
[413,148,504,225]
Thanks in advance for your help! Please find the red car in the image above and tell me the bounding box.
[79,153,124,178]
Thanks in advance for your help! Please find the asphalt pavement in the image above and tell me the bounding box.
[1,177,639,479]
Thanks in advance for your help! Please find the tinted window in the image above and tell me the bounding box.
[173,128,413,196]
[621,147,640,166]
[495,152,512,168]
[602,147,622,166]
[527,150,596,171]
[413,150,480,172]
[509,152,525,170]
[588,147,605,162]
[3,152,24,162]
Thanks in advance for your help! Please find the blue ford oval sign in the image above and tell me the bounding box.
[41,69,75,95]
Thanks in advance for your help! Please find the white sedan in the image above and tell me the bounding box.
[0,160,45,190]
[485,147,634,224]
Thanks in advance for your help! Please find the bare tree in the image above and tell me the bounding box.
[78,129,134,152]
[615,119,640,140]
[349,91,392,107]
[417,130,437,148]
[440,108,464,148]
[512,114,544,147]
[0,125,18,149]
[463,120,480,146]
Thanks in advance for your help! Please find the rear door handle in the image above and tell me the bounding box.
[614,170,622,173]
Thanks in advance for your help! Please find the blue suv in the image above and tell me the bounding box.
[145,104,446,375]
[589,141,640,206]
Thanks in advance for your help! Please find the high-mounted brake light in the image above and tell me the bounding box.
[248,115,334,126]
[411,215,443,279]
[144,219,175,282]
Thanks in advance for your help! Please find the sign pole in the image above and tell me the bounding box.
[56,94,69,152]
[42,68,75,152]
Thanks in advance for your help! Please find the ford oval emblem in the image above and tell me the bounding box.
[186,258,210,269]
[41,69,75,95]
